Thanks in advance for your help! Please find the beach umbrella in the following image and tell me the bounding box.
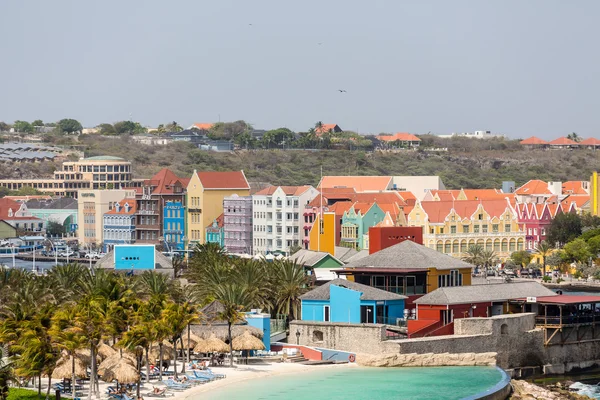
[98,353,135,376]
[52,355,87,380]
[161,340,174,353]
[196,334,229,353]
[181,332,203,349]
[102,361,139,384]
[232,331,266,352]
[192,337,208,354]
[149,344,173,361]
[75,349,91,365]
[97,341,116,361]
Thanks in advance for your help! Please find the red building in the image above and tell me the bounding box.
[368,226,423,254]
[514,202,563,250]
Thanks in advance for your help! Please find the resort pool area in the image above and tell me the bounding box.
[202,366,508,400]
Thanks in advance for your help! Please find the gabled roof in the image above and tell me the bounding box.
[515,180,552,195]
[318,176,392,192]
[105,198,137,215]
[562,181,588,195]
[315,124,340,133]
[519,136,548,145]
[548,137,579,146]
[300,278,406,301]
[254,185,314,196]
[560,194,590,209]
[579,138,600,146]
[415,282,556,305]
[206,213,225,229]
[196,170,250,190]
[344,240,474,271]
[26,197,78,210]
[191,123,214,130]
[144,168,189,195]
[289,249,343,268]
[334,246,358,263]
[377,133,421,142]
[419,199,513,224]
[0,198,23,219]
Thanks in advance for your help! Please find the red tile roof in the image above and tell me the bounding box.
[315,124,340,133]
[548,137,579,146]
[206,213,224,229]
[192,123,214,130]
[515,180,552,195]
[143,168,188,195]
[319,176,392,192]
[420,199,513,223]
[0,198,24,219]
[560,195,590,209]
[527,295,600,305]
[106,199,137,215]
[520,136,548,145]
[562,181,588,195]
[196,171,250,190]
[377,133,421,142]
[254,185,313,196]
[579,138,600,146]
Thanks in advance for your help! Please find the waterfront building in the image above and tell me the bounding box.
[339,203,387,250]
[223,194,253,255]
[25,197,78,234]
[252,185,318,255]
[408,282,556,338]
[407,198,524,259]
[132,168,189,246]
[289,249,345,284]
[0,198,44,235]
[0,155,134,198]
[163,201,185,251]
[318,175,444,200]
[514,202,563,250]
[103,199,136,251]
[337,240,474,301]
[77,189,137,246]
[186,170,250,246]
[205,214,225,247]
[300,279,406,324]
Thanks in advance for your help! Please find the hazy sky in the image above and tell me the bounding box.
[1,1,598,138]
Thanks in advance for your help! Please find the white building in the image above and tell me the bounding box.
[252,186,319,255]
[436,130,505,139]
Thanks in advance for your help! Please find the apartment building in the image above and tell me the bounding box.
[103,199,137,251]
[253,186,318,255]
[78,189,136,246]
[0,155,134,198]
[163,201,185,251]
[223,194,253,255]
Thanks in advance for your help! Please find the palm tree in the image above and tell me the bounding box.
[535,241,553,278]
[272,260,309,322]
[462,245,484,268]
[0,346,14,400]
[480,250,498,270]
[118,312,154,399]
[212,283,252,367]
[160,302,197,379]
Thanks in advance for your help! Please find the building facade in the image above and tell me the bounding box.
[407,199,525,259]
[252,186,319,255]
[163,201,185,251]
[103,199,136,250]
[223,194,253,255]
[205,214,224,247]
[25,198,78,234]
[77,189,136,246]
[0,198,44,235]
[186,170,250,246]
[340,203,385,250]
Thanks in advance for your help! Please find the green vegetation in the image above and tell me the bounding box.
[7,388,56,400]
[0,245,308,399]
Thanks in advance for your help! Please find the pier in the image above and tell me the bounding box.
[13,254,98,264]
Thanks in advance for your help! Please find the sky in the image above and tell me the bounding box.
[1,1,599,138]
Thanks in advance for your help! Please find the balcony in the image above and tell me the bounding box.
[426,231,524,240]
[137,209,159,215]
[188,208,202,213]
[136,225,160,230]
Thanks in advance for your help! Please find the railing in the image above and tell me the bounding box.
[270,315,287,334]
[536,314,600,326]
[376,316,407,327]
[426,232,524,239]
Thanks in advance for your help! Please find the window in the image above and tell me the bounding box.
[463,225,469,233]
[450,226,456,234]
[478,214,483,220]
[444,242,451,253]
[492,224,499,233]
[324,306,330,322]
[482,225,488,233]
[474,225,480,233]
[505,224,511,233]
[439,227,444,234]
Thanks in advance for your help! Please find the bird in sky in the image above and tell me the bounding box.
[338,89,347,93]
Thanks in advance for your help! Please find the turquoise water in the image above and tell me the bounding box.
[202,366,504,400]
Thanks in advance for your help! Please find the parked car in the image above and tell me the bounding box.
[0,240,10,247]
[85,252,101,259]
[59,250,75,257]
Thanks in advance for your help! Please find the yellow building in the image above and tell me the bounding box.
[308,212,337,255]
[591,172,600,216]
[407,199,525,260]
[186,170,250,246]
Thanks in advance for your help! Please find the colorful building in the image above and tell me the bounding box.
[223,194,253,255]
[0,198,44,236]
[186,170,250,246]
[592,172,600,216]
[25,197,78,234]
[300,279,406,325]
[103,199,136,251]
[407,199,524,259]
[78,189,136,246]
[340,203,386,250]
[163,201,185,250]
[514,202,562,250]
[205,214,224,247]
[252,185,318,255]
[368,226,423,254]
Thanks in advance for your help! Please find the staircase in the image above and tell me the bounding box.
[284,351,307,363]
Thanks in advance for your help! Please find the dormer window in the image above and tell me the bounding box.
[7,208,13,218]
[124,203,130,212]
[115,203,121,212]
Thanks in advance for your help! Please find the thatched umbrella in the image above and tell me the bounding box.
[52,355,87,380]
[97,353,135,376]
[192,337,208,354]
[101,361,139,384]
[182,333,203,349]
[97,341,116,361]
[232,331,266,351]
[193,325,263,341]
[196,334,229,354]
[75,349,91,365]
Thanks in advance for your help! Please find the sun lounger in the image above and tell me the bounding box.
[163,379,192,390]
[145,387,174,397]
[199,368,226,379]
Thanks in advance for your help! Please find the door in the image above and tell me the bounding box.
[491,303,503,316]
[360,305,374,323]
[324,305,330,322]
[376,305,385,324]
[441,309,453,325]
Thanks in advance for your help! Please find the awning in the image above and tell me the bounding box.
[313,269,347,282]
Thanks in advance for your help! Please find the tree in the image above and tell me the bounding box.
[12,120,34,133]
[114,120,146,135]
[534,241,553,278]
[567,132,581,142]
[165,121,183,132]
[272,260,309,322]
[547,213,582,247]
[261,128,295,148]
[0,122,11,132]
[57,119,83,134]
[0,346,13,400]
[97,123,116,135]
[32,120,44,127]
[160,302,197,379]
[480,250,498,269]
[588,235,600,257]
[562,238,592,264]
[212,283,251,367]
[47,221,66,236]
[511,250,532,268]
[462,244,484,266]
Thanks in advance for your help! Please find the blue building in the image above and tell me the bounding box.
[205,213,224,247]
[300,279,406,324]
[163,201,185,250]
[103,199,136,251]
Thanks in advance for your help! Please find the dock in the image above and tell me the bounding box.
[14,255,98,264]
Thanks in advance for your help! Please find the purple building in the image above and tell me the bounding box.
[223,194,253,255]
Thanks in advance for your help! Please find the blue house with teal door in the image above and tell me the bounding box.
[300,279,406,324]
[205,213,225,247]
[163,201,185,250]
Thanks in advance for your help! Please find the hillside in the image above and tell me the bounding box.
[2,135,597,189]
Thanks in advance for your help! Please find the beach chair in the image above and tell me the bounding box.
[145,387,175,397]
[192,370,222,381]
[204,367,226,379]
[163,379,191,391]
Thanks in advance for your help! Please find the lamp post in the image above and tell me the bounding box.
[11,244,15,268]
[47,238,58,267]
[295,330,300,345]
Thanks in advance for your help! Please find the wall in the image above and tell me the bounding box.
[426,267,472,292]
[330,285,361,323]
[114,245,156,270]
[368,226,424,254]
[245,313,271,350]
[301,300,328,322]
[312,255,343,269]
[0,222,16,239]
[202,189,249,243]
[309,213,336,255]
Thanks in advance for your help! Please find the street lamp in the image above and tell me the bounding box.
[47,238,58,267]
[295,330,300,345]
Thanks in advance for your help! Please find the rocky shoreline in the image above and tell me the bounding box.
[511,380,593,399]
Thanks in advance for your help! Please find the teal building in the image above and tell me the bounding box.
[25,198,78,233]
[340,202,385,250]
[205,214,224,247]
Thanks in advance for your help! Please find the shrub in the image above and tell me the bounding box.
[542,276,552,282]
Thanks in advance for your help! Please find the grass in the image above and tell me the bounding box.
[8,388,58,400]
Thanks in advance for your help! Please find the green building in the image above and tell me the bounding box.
[25,198,78,234]
[340,203,385,250]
